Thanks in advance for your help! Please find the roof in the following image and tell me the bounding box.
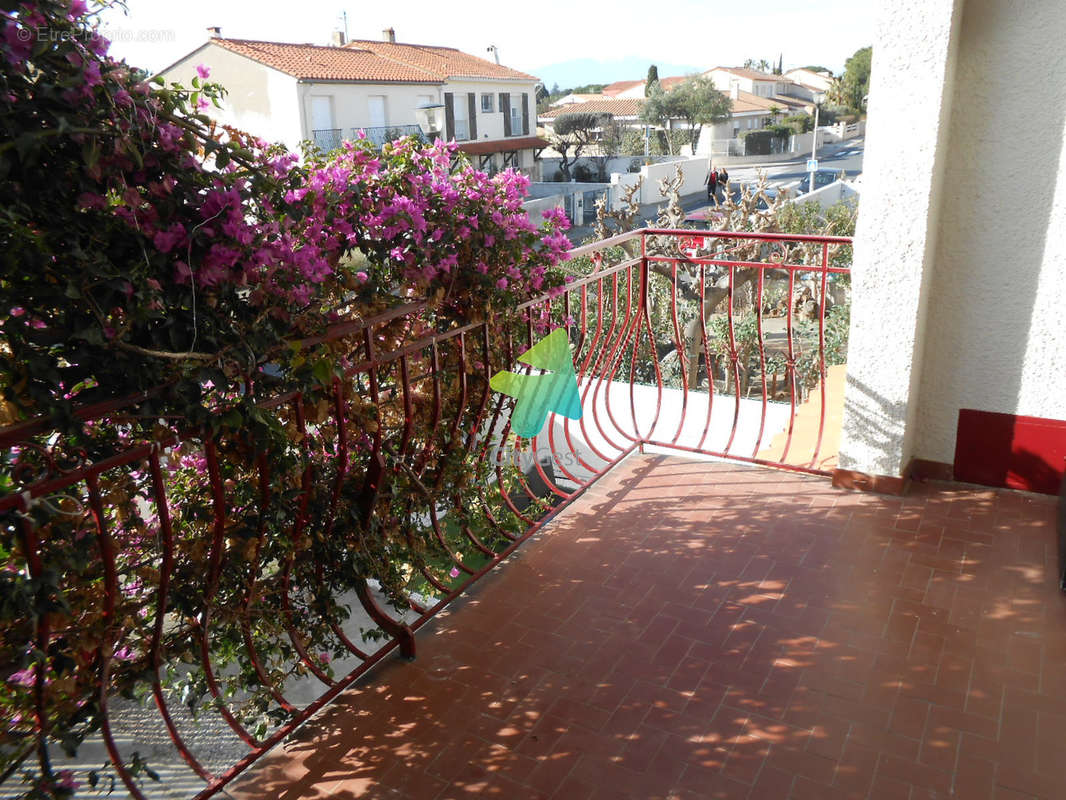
[659,76,688,89]
[456,136,550,155]
[709,66,782,82]
[538,98,644,119]
[344,39,538,82]
[549,93,607,107]
[207,38,442,82]
[728,90,808,114]
[602,79,643,96]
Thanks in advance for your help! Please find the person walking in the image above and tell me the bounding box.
[705,165,719,204]
[717,167,729,203]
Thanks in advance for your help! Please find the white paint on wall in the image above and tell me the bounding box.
[912,0,1066,463]
[837,0,965,477]
[159,44,303,151]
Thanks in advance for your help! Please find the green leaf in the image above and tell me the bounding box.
[312,358,333,385]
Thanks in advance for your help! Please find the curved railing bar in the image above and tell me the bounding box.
[722,266,743,455]
[146,449,216,782]
[198,440,262,747]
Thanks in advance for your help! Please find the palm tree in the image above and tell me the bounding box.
[768,105,782,124]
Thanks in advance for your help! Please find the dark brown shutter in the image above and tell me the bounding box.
[468,92,477,140]
[521,93,529,136]
[444,92,454,140]
[501,93,511,136]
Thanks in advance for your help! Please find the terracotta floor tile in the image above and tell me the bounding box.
[224,456,1061,800]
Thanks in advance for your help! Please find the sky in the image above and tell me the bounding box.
[98,0,876,86]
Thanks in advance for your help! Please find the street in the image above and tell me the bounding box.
[725,138,865,196]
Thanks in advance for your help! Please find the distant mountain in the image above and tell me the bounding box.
[526,56,704,91]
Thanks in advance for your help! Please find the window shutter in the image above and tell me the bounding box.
[444,92,455,140]
[521,93,529,136]
[468,92,478,140]
[501,93,511,136]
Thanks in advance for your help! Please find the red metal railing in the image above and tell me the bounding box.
[0,228,850,798]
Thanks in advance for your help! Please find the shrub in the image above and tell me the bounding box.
[0,3,573,795]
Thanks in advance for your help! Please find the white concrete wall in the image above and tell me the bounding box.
[911,0,1066,464]
[837,0,966,477]
[159,43,303,152]
[784,180,859,212]
[523,194,565,227]
[610,156,709,205]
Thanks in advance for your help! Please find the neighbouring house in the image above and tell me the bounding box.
[538,97,644,130]
[601,76,688,99]
[601,79,643,98]
[157,27,548,177]
[538,82,810,158]
[783,67,836,98]
[704,66,817,105]
[549,92,606,107]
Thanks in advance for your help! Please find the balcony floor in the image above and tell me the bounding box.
[231,455,1063,800]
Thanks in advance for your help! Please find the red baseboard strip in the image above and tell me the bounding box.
[909,459,954,482]
[831,468,908,496]
[954,409,1066,495]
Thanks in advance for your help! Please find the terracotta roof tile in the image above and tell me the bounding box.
[602,79,643,96]
[710,66,790,82]
[211,38,441,82]
[345,40,538,82]
[538,98,644,119]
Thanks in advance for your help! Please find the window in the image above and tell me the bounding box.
[510,105,521,136]
[481,93,494,113]
[368,95,386,128]
[453,93,469,140]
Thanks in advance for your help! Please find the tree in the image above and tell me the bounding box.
[645,64,659,97]
[743,57,772,72]
[775,54,783,75]
[640,77,731,154]
[768,104,782,123]
[838,46,872,113]
[548,112,610,180]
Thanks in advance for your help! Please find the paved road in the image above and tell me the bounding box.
[728,138,865,195]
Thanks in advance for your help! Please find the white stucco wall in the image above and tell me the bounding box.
[911,0,1066,463]
[159,44,303,152]
[837,0,965,477]
[297,81,440,142]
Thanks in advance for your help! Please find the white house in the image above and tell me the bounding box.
[157,28,547,177]
[783,67,836,98]
[601,76,688,99]
[704,66,817,105]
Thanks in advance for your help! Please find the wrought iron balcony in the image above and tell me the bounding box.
[354,125,426,149]
[310,128,343,152]
[3,230,1060,800]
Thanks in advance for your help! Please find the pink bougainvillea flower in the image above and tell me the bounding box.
[196,63,211,79]
[449,567,461,579]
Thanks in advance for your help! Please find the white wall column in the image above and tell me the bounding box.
[837,0,966,479]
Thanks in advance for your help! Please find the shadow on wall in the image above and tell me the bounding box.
[839,372,911,476]
[914,0,1066,464]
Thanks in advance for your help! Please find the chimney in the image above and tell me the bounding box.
[206,26,221,38]
[331,30,346,46]
[382,27,395,43]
